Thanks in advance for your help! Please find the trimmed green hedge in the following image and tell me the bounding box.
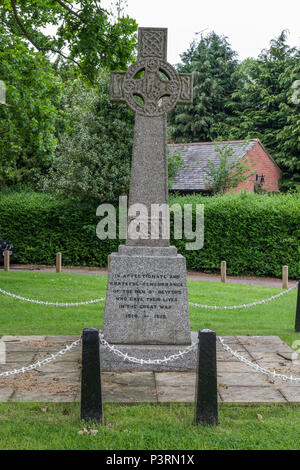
[0,191,299,278]
[171,193,300,278]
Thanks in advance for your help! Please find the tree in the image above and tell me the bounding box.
[222,31,300,190]
[0,26,62,185]
[168,31,238,143]
[0,0,138,84]
[41,71,134,203]
[198,143,255,194]
[0,1,138,186]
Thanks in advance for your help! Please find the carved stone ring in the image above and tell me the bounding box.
[123,58,181,117]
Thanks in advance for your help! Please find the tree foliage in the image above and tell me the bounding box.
[0,0,138,83]
[41,72,188,203]
[0,26,61,185]
[169,31,238,143]
[169,30,300,191]
[41,72,134,203]
[0,1,138,187]
[221,31,300,190]
[198,143,255,194]
[167,150,183,189]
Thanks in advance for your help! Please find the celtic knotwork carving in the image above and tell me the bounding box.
[123,58,181,117]
[139,30,166,59]
[123,79,135,93]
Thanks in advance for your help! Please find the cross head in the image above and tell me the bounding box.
[110,28,193,116]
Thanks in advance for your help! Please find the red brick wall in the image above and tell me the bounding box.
[232,142,281,193]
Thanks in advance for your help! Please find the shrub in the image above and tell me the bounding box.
[170,192,300,278]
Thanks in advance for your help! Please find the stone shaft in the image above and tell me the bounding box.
[127,114,168,247]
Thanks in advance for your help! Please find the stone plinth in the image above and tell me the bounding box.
[100,332,198,372]
[102,246,191,345]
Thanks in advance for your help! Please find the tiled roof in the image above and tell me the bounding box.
[169,140,257,191]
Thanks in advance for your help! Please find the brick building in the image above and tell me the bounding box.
[169,139,282,193]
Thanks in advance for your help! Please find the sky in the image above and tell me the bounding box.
[102,0,300,65]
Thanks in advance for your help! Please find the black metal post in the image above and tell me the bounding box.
[295,281,300,332]
[195,329,218,426]
[81,328,103,423]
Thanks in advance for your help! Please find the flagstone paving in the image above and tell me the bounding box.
[0,335,300,403]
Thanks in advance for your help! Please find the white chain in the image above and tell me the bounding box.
[0,288,106,307]
[0,338,81,377]
[99,331,198,365]
[218,337,300,383]
[189,285,297,310]
[2,333,300,384]
[0,285,297,309]
[0,333,198,376]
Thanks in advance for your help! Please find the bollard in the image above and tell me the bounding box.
[221,261,226,283]
[81,328,103,423]
[282,265,289,290]
[295,281,300,333]
[4,250,10,272]
[56,252,62,273]
[195,329,218,426]
[107,255,111,271]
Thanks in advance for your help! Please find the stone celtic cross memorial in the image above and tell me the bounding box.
[103,28,193,349]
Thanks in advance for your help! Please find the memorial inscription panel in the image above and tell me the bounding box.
[103,253,191,345]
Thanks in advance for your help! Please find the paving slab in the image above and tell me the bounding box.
[218,386,287,403]
[34,350,81,362]
[2,342,65,353]
[102,372,157,403]
[278,387,300,402]
[45,336,80,343]
[12,392,78,402]
[31,361,80,376]
[0,335,300,403]
[217,372,270,387]
[217,351,254,362]
[237,336,286,344]
[0,388,14,401]
[2,352,37,363]
[154,371,224,403]
[0,336,47,343]
[217,343,250,352]
[217,362,260,373]
[243,343,293,354]
[249,351,297,362]
[156,372,196,403]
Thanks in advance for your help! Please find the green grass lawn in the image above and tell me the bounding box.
[0,270,300,450]
[0,402,300,450]
[0,271,298,346]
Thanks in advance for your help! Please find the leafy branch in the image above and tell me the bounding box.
[198,143,256,194]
